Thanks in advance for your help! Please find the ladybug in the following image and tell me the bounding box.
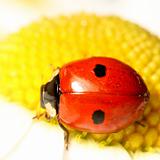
[40,57,149,148]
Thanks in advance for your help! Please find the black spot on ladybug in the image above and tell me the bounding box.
[93,64,106,77]
[92,110,105,124]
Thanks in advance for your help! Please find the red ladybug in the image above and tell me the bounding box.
[40,57,149,147]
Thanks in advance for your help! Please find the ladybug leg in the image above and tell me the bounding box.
[135,121,145,127]
[59,123,70,150]
[32,111,52,120]
[64,129,69,150]
[32,112,46,120]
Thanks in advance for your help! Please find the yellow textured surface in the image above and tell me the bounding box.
[0,13,160,152]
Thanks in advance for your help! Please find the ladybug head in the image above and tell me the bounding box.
[40,69,60,118]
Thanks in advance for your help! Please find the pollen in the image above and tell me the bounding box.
[147,112,160,126]
[0,13,159,152]
[144,128,158,147]
[124,133,144,151]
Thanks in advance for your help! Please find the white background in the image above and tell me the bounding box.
[0,0,160,35]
